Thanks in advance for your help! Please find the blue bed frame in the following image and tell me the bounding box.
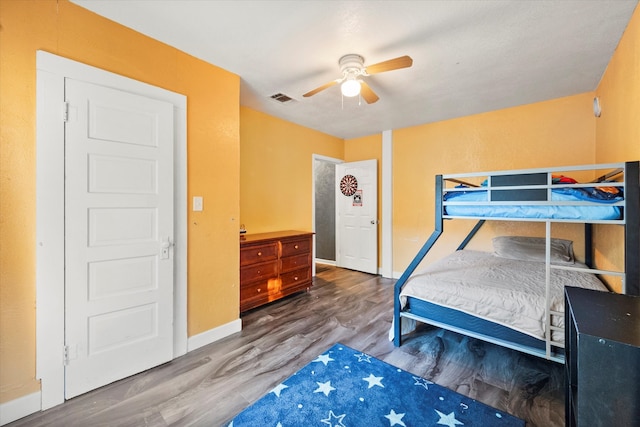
[393,161,639,363]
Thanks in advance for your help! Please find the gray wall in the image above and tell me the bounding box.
[314,159,336,261]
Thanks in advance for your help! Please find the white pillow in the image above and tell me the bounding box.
[492,236,575,265]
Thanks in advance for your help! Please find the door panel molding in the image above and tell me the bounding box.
[36,51,187,409]
[63,79,175,398]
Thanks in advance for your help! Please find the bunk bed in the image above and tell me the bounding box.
[392,161,639,363]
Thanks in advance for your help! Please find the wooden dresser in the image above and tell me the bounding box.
[240,230,314,312]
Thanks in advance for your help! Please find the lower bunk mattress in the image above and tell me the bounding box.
[397,250,608,344]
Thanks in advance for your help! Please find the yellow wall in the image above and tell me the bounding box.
[344,134,383,266]
[392,94,597,272]
[595,6,640,163]
[593,5,640,292]
[344,134,382,163]
[240,107,343,233]
[0,0,240,403]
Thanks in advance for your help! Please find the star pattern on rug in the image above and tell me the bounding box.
[354,352,372,363]
[270,383,288,397]
[314,380,336,396]
[362,373,384,388]
[384,409,406,426]
[321,410,346,427]
[412,375,434,390]
[229,344,524,427]
[313,353,335,366]
[435,409,464,426]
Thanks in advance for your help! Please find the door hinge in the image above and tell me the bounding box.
[62,102,69,122]
[63,344,77,365]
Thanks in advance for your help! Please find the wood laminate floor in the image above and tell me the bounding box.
[9,265,564,427]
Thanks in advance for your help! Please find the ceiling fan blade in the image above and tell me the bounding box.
[303,80,340,97]
[359,81,379,104]
[365,55,413,75]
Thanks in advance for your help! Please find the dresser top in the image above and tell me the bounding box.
[240,230,313,244]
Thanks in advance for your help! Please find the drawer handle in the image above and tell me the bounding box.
[257,288,261,292]
[294,276,299,281]
[294,245,299,249]
[257,251,262,256]
[257,270,261,274]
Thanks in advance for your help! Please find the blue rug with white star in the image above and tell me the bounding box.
[227,343,524,427]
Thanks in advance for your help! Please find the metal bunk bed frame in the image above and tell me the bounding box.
[393,161,639,363]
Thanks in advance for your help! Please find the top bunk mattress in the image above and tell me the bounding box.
[443,189,622,220]
[399,250,608,341]
[441,165,626,221]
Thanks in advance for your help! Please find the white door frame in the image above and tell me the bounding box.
[381,130,393,278]
[35,51,188,409]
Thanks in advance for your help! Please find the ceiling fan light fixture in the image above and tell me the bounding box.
[303,53,411,104]
[341,78,361,97]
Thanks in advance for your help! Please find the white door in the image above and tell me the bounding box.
[336,159,378,274]
[64,79,174,398]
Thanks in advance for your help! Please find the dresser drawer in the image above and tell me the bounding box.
[240,279,280,299]
[280,253,311,273]
[240,243,278,266]
[240,261,278,284]
[239,286,270,312]
[240,278,284,312]
[281,267,311,289]
[281,237,311,257]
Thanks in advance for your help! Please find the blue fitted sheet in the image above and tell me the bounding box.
[444,190,622,220]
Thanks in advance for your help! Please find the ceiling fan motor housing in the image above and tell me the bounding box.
[339,54,365,77]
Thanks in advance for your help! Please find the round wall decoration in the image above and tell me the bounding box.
[340,174,358,196]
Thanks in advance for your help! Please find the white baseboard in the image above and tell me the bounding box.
[187,318,242,352]
[0,320,242,425]
[317,261,393,278]
[0,391,41,426]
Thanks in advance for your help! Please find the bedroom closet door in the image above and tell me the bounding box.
[336,159,378,274]
[64,79,175,398]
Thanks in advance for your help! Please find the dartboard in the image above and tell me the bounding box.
[340,174,358,196]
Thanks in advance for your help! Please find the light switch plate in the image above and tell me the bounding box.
[193,196,203,211]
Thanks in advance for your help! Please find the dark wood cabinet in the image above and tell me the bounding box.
[240,230,314,312]
[564,287,640,427]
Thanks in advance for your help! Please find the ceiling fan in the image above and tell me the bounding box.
[303,54,413,104]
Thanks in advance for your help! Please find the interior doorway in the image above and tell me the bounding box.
[313,155,342,266]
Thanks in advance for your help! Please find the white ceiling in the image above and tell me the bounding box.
[71,0,638,139]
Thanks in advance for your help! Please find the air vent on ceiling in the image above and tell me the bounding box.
[270,93,294,103]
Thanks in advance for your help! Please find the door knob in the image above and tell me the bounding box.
[161,237,174,259]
